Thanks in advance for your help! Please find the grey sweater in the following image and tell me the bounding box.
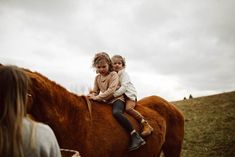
[22,118,61,157]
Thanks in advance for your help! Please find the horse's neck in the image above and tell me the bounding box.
[27,71,93,150]
[38,92,88,125]
[29,74,86,124]
[44,93,93,148]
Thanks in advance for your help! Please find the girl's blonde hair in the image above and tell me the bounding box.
[0,65,30,157]
[111,55,126,68]
[92,52,113,72]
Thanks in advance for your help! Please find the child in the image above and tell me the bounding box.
[88,52,145,151]
[111,55,153,137]
[0,65,61,157]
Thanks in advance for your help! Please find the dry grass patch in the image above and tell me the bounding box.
[172,91,235,157]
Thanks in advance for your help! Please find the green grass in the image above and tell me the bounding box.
[172,91,235,157]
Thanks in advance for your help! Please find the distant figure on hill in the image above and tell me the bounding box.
[189,94,193,99]
[183,97,187,100]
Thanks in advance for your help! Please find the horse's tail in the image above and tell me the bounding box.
[138,95,184,157]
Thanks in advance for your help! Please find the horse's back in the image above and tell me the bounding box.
[138,95,184,157]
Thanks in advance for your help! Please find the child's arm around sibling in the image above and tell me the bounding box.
[113,69,130,97]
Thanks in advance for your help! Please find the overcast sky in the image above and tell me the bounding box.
[1,0,235,101]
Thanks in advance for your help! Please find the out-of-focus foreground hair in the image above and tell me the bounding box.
[0,65,30,157]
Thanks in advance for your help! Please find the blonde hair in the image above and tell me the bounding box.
[92,52,113,72]
[111,55,126,68]
[0,65,30,157]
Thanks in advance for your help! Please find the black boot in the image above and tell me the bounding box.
[128,131,146,151]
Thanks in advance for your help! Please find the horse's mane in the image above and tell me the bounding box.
[19,67,93,123]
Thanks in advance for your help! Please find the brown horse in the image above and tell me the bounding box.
[0,64,184,157]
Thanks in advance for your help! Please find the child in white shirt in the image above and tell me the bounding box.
[111,55,153,137]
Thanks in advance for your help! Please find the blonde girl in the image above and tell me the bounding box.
[0,65,61,157]
[111,55,153,137]
[88,52,145,151]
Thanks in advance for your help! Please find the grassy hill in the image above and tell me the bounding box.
[171,91,235,157]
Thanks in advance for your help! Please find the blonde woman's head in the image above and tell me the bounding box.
[0,65,30,157]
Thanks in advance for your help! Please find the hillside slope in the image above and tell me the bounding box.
[173,91,235,157]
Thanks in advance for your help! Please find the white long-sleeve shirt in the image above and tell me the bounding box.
[113,69,137,101]
[22,118,61,157]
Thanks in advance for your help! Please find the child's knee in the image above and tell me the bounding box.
[125,100,136,110]
[112,110,121,117]
[126,108,134,114]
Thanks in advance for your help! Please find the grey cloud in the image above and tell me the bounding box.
[0,0,78,16]
[0,0,234,100]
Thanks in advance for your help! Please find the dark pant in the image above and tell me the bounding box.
[112,100,133,133]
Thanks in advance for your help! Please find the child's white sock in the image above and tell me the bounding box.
[141,119,145,123]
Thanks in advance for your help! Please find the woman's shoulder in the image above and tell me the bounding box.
[24,118,54,135]
[31,121,58,146]
[35,122,53,132]
[35,123,56,139]
[23,118,61,157]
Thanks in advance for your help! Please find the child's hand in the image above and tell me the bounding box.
[90,95,96,100]
[87,93,94,98]
[87,94,99,101]
[89,88,94,94]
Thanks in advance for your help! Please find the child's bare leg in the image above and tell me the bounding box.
[126,99,154,137]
